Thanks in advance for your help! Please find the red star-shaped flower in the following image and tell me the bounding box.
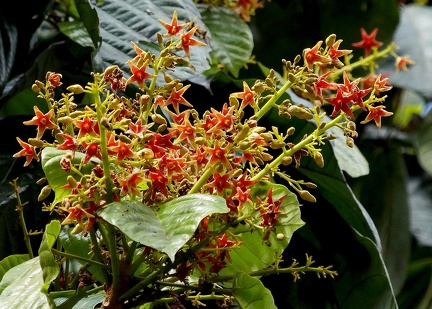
[23,106,58,139]
[303,41,332,70]
[159,10,186,36]
[230,81,257,109]
[352,28,383,57]
[176,26,206,58]
[360,105,393,129]
[126,59,154,88]
[325,87,356,118]
[13,137,38,166]
[166,84,193,113]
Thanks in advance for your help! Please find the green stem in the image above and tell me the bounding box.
[89,227,111,283]
[252,113,344,181]
[51,248,110,270]
[188,165,214,194]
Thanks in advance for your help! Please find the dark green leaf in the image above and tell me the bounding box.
[98,194,229,261]
[199,5,253,78]
[75,0,102,48]
[92,0,211,81]
[233,272,277,309]
[416,109,432,177]
[0,18,17,92]
[58,21,95,48]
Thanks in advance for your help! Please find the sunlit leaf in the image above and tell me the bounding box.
[98,194,229,261]
[38,220,61,286]
[0,254,29,282]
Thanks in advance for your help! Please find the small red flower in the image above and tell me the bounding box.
[257,188,286,228]
[118,171,146,197]
[352,28,383,57]
[159,10,186,36]
[23,106,58,139]
[287,143,309,168]
[13,137,38,166]
[126,59,154,88]
[328,39,352,66]
[360,105,393,129]
[176,26,206,58]
[313,71,338,99]
[205,141,231,169]
[82,142,101,164]
[208,103,236,133]
[56,133,78,152]
[76,116,98,138]
[46,72,63,89]
[303,41,332,70]
[325,87,356,118]
[109,140,136,163]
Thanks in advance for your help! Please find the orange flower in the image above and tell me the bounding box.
[303,41,331,70]
[126,59,154,88]
[13,137,38,166]
[159,10,186,36]
[176,26,206,58]
[23,106,58,139]
[230,81,257,109]
[360,105,393,129]
[395,56,415,72]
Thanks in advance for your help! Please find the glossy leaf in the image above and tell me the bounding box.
[0,18,17,93]
[0,257,49,308]
[90,0,211,81]
[378,4,432,99]
[233,272,277,309]
[41,147,96,207]
[0,254,29,282]
[55,293,105,309]
[38,220,61,286]
[221,181,304,275]
[98,194,229,261]
[199,5,253,78]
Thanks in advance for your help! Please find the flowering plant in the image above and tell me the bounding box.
[0,1,415,309]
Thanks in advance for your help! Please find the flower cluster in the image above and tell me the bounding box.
[12,12,411,307]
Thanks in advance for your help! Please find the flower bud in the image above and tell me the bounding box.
[139,148,154,160]
[270,140,286,149]
[57,116,73,124]
[299,190,316,203]
[31,83,41,93]
[118,134,132,143]
[67,175,77,188]
[38,185,52,201]
[304,182,317,189]
[28,138,45,148]
[288,105,313,120]
[261,152,273,161]
[281,156,292,166]
[151,113,167,125]
[36,177,47,185]
[313,152,325,168]
[67,84,85,94]
[325,34,337,47]
[157,124,167,132]
[346,136,354,148]
[276,233,285,241]
[287,127,296,136]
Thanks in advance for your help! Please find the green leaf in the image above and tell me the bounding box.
[91,0,211,81]
[0,257,50,308]
[59,227,106,283]
[58,21,95,48]
[350,143,410,294]
[55,291,105,309]
[38,220,61,285]
[41,147,96,207]
[198,5,253,78]
[416,109,432,177]
[233,272,277,309]
[98,194,229,261]
[378,4,432,99]
[222,181,304,274]
[0,254,29,282]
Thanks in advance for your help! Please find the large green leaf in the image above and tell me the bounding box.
[38,220,61,289]
[98,194,229,261]
[41,147,96,207]
[198,5,253,78]
[0,257,50,308]
[233,272,277,309]
[350,142,410,294]
[416,108,432,177]
[378,4,432,99]
[0,18,17,93]
[89,0,211,81]
[59,226,106,283]
[0,254,29,282]
[221,181,304,275]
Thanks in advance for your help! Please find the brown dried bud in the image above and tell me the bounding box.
[313,151,325,168]
[318,122,327,130]
[38,185,52,202]
[157,32,163,45]
[326,133,337,140]
[101,117,112,130]
[347,121,356,131]
[67,84,85,94]
[299,190,316,203]
[288,73,297,83]
[293,54,301,65]
[261,152,273,161]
